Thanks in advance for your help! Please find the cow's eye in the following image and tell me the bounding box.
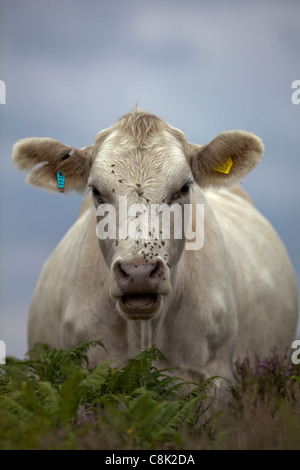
[180,183,190,195]
[91,186,101,197]
[89,185,104,204]
[170,183,191,202]
[92,187,100,196]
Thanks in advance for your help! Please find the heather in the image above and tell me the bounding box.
[0,341,299,450]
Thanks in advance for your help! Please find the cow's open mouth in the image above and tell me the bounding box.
[119,293,161,318]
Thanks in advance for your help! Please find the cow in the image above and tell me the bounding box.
[12,107,298,393]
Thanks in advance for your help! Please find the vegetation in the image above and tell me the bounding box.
[0,340,300,450]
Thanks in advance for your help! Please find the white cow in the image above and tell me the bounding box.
[12,108,298,388]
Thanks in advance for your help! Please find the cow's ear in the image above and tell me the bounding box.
[12,138,94,193]
[189,130,264,188]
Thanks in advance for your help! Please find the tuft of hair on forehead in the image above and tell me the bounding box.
[116,107,166,143]
[94,107,189,155]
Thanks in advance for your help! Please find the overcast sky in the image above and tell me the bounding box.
[0,0,300,358]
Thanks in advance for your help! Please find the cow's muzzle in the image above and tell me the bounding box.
[112,258,170,320]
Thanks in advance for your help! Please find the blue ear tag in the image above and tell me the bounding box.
[57,171,65,192]
[56,148,75,192]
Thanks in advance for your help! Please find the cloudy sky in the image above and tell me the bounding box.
[0,0,299,358]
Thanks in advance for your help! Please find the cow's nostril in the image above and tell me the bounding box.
[150,260,164,279]
[150,262,158,277]
[115,262,129,279]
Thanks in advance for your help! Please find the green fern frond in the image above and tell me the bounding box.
[38,381,60,418]
[83,363,108,391]
[0,393,35,425]
[58,369,87,423]
[68,339,107,369]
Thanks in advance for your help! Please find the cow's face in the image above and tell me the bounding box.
[12,108,264,321]
[88,122,193,320]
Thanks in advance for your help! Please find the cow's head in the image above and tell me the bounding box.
[12,108,264,321]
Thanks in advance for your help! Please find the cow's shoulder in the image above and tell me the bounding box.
[204,185,254,214]
[227,185,253,204]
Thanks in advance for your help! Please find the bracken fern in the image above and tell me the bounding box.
[0,341,217,449]
[1,341,299,449]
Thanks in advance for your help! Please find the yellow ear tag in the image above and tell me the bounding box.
[213,156,233,174]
